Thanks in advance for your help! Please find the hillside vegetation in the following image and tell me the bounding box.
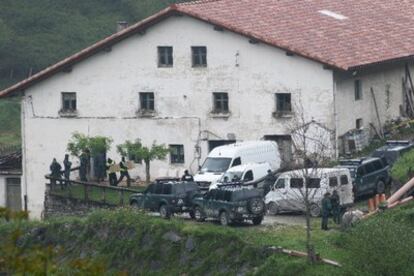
[0,0,186,147]
[1,203,414,275]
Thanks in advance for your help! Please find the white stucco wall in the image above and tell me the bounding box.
[21,15,334,218]
[335,64,409,137]
[0,176,6,207]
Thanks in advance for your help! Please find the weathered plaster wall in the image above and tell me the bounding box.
[335,64,409,137]
[21,15,334,218]
[0,176,6,207]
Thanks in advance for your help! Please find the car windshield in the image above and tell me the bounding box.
[201,158,232,173]
[220,171,243,182]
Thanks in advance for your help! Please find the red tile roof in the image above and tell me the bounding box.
[2,0,414,97]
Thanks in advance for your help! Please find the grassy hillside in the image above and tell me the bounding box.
[1,203,414,275]
[0,0,186,147]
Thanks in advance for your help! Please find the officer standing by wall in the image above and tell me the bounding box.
[331,190,341,224]
[106,158,118,186]
[79,150,88,182]
[118,156,131,187]
[63,154,72,187]
[321,192,332,231]
[49,158,62,189]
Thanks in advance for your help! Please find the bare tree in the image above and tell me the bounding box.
[286,101,334,262]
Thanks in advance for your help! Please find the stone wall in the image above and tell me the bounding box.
[43,192,115,219]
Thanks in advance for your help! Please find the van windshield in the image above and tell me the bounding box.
[201,158,232,173]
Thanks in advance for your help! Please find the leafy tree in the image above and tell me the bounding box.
[117,139,169,183]
[67,132,112,157]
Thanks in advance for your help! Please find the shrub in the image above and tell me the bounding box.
[390,148,414,184]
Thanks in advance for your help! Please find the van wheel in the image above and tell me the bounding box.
[309,203,321,217]
[267,202,279,215]
[376,181,385,194]
[159,204,170,219]
[252,216,264,225]
[194,206,205,222]
[130,201,140,209]
[248,198,265,215]
[189,210,195,219]
[219,211,230,226]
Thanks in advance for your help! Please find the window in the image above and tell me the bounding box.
[340,175,349,185]
[140,92,155,111]
[158,46,173,67]
[364,163,376,174]
[213,93,229,113]
[275,93,292,112]
[306,178,321,188]
[275,178,285,189]
[192,46,207,67]
[170,145,184,164]
[231,157,241,167]
[372,160,384,171]
[244,170,254,182]
[146,184,155,193]
[356,118,363,129]
[329,177,338,187]
[290,178,304,188]
[355,79,362,100]
[154,184,163,194]
[162,184,172,194]
[61,92,77,112]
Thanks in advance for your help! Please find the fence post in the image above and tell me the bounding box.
[84,184,89,201]
[120,190,124,205]
[102,186,106,204]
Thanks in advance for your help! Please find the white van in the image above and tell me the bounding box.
[209,162,272,189]
[194,141,281,189]
[265,168,354,217]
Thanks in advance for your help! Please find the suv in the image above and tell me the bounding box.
[191,187,265,226]
[129,181,200,219]
[336,157,390,196]
[371,140,414,165]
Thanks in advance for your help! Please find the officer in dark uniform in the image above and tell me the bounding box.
[181,170,194,182]
[263,169,276,195]
[118,157,131,187]
[321,192,332,231]
[63,154,72,187]
[106,158,117,186]
[79,150,88,182]
[50,158,62,188]
[331,190,341,224]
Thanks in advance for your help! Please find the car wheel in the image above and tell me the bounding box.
[159,204,170,219]
[194,206,205,222]
[252,216,263,226]
[248,198,265,215]
[309,203,321,217]
[376,180,385,194]
[130,201,140,209]
[219,211,230,226]
[267,202,279,215]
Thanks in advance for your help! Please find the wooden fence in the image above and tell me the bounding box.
[46,176,144,206]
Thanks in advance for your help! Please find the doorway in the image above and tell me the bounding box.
[208,140,236,152]
[263,135,293,166]
[6,177,22,211]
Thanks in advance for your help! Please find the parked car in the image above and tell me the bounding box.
[336,157,390,196]
[265,168,354,217]
[371,140,414,165]
[191,187,266,226]
[194,141,281,189]
[209,162,272,190]
[129,181,200,218]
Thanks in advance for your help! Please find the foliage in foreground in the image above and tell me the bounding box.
[390,148,414,184]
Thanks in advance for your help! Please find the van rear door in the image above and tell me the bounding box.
[338,174,354,205]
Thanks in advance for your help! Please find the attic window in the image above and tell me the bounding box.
[318,10,348,20]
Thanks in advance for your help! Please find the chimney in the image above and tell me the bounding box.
[117,21,129,32]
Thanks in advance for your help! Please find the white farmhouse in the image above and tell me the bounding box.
[1,0,414,218]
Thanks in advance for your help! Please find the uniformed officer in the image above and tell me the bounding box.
[321,192,332,231]
[50,158,62,188]
[106,158,117,186]
[118,157,131,187]
[181,170,194,182]
[79,150,88,182]
[63,154,72,187]
[331,190,341,224]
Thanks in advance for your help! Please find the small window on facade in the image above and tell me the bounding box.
[340,175,349,185]
[356,118,363,129]
[140,92,155,111]
[61,92,77,112]
[355,79,362,100]
[192,46,207,67]
[275,93,292,112]
[329,177,338,187]
[213,92,229,113]
[158,46,173,67]
[306,178,321,188]
[170,144,184,164]
[290,178,304,188]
